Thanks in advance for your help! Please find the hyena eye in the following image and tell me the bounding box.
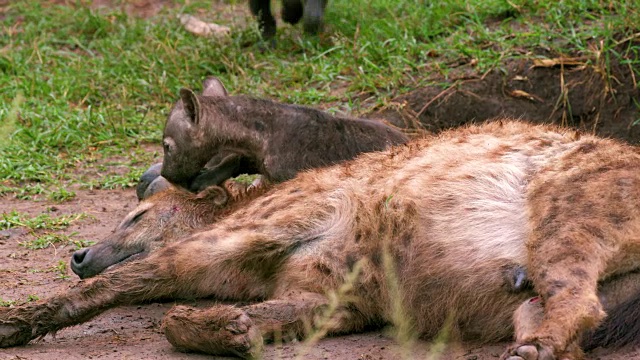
[127,209,147,227]
[163,138,177,155]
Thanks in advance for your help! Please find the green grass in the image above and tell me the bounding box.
[19,232,93,250]
[0,210,87,231]
[0,0,637,194]
[0,294,40,307]
[0,210,90,250]
[51,259,70,280]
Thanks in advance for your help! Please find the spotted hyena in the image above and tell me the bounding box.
[2,120,640,360]
[70,180,267,279]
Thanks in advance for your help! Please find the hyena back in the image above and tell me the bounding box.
[3,120,640,360]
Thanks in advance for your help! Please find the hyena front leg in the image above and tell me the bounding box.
[162,290,370,358]
[502,222,616,360]
[0,233,274,348]
[505,270,640,360]
[0,258,178,348]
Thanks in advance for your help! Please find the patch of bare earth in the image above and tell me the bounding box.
[372,50,640,143]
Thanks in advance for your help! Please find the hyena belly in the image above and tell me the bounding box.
[408,130,594,340]
[400,153,536,341]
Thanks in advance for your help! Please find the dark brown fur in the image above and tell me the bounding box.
[160,77,408,192]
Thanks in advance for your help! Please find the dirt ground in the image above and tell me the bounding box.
[2,1,640,360]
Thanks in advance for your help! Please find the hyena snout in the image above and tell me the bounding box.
[70,247,93,279]
[70,240,148,279]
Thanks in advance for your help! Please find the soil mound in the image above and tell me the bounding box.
[373,46,639,142]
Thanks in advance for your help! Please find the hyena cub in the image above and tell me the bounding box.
[160,77,407,192]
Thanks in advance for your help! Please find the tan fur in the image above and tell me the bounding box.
[69,179,269,279]
[510,272,640,360]
[3,120,640,360]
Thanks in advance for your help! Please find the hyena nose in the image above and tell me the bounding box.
[70,248,92,279]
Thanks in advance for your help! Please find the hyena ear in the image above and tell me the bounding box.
[179,88,201,125]
[196,185,230,207]
[202,77,228,97]
[142,176,173,200]
[136,162,163,201]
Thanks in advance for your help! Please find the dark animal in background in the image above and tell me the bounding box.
[249,0,328,40]
[160,76,408,193]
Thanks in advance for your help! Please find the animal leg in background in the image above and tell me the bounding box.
[248,0,327,40]
[249,0,276,39]
[281,0,303,24]
[302,0,327,35]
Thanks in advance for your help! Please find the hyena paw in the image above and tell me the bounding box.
[0,319,33,348]
[223,312,263,357]
[163,305,263,359]
[501,343,555,360]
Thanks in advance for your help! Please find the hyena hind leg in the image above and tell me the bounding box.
[501,222,611,360]
[162,291,371,358]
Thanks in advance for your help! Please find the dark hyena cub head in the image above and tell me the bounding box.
[161,78,228,188]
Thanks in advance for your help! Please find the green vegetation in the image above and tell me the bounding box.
[0,210,86,231]
[0,0,638,195]
[0,294,40,307]
[19,231,92,250]
[47,187,76,202]
[52,259,70,280]
[1,210,90,250]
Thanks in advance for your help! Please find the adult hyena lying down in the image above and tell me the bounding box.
[3,120,640,360]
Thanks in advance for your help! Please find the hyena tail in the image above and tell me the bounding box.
[582,288,640,350]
